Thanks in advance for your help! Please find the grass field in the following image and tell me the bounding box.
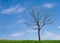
[0,40,60,43]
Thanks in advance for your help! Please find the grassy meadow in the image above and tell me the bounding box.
[0,40,60,43]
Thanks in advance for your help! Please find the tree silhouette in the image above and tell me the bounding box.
[25,7,53,41]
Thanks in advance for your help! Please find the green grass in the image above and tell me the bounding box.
[0,40,60,43]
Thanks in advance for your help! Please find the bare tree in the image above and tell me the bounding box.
[25,7,53,41]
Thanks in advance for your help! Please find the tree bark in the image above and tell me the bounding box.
[38,29,40,41]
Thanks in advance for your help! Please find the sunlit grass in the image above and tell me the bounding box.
[0,40,60,43]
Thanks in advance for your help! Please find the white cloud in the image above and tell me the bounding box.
[0,5,26,14]
[10,32,24,37]
[33,25,38,29]
[42,3,55,8]
[26,30,60,40]
[41,30,60,40]
[44,30,53,37]
[27,29,37,33]
[57,26,60,28]
[24,29,38,40]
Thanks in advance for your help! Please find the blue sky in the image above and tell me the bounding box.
[0,0,60,40]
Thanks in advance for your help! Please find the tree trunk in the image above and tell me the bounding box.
[38,29,40,41]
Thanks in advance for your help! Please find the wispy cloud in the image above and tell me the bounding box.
[41,30,60,40]
[57,26,60,28]
[27,29,37,33]
[10,32,24,37]
[42,3,55,8]
[9,29,38,39]
[0,5,26,15]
